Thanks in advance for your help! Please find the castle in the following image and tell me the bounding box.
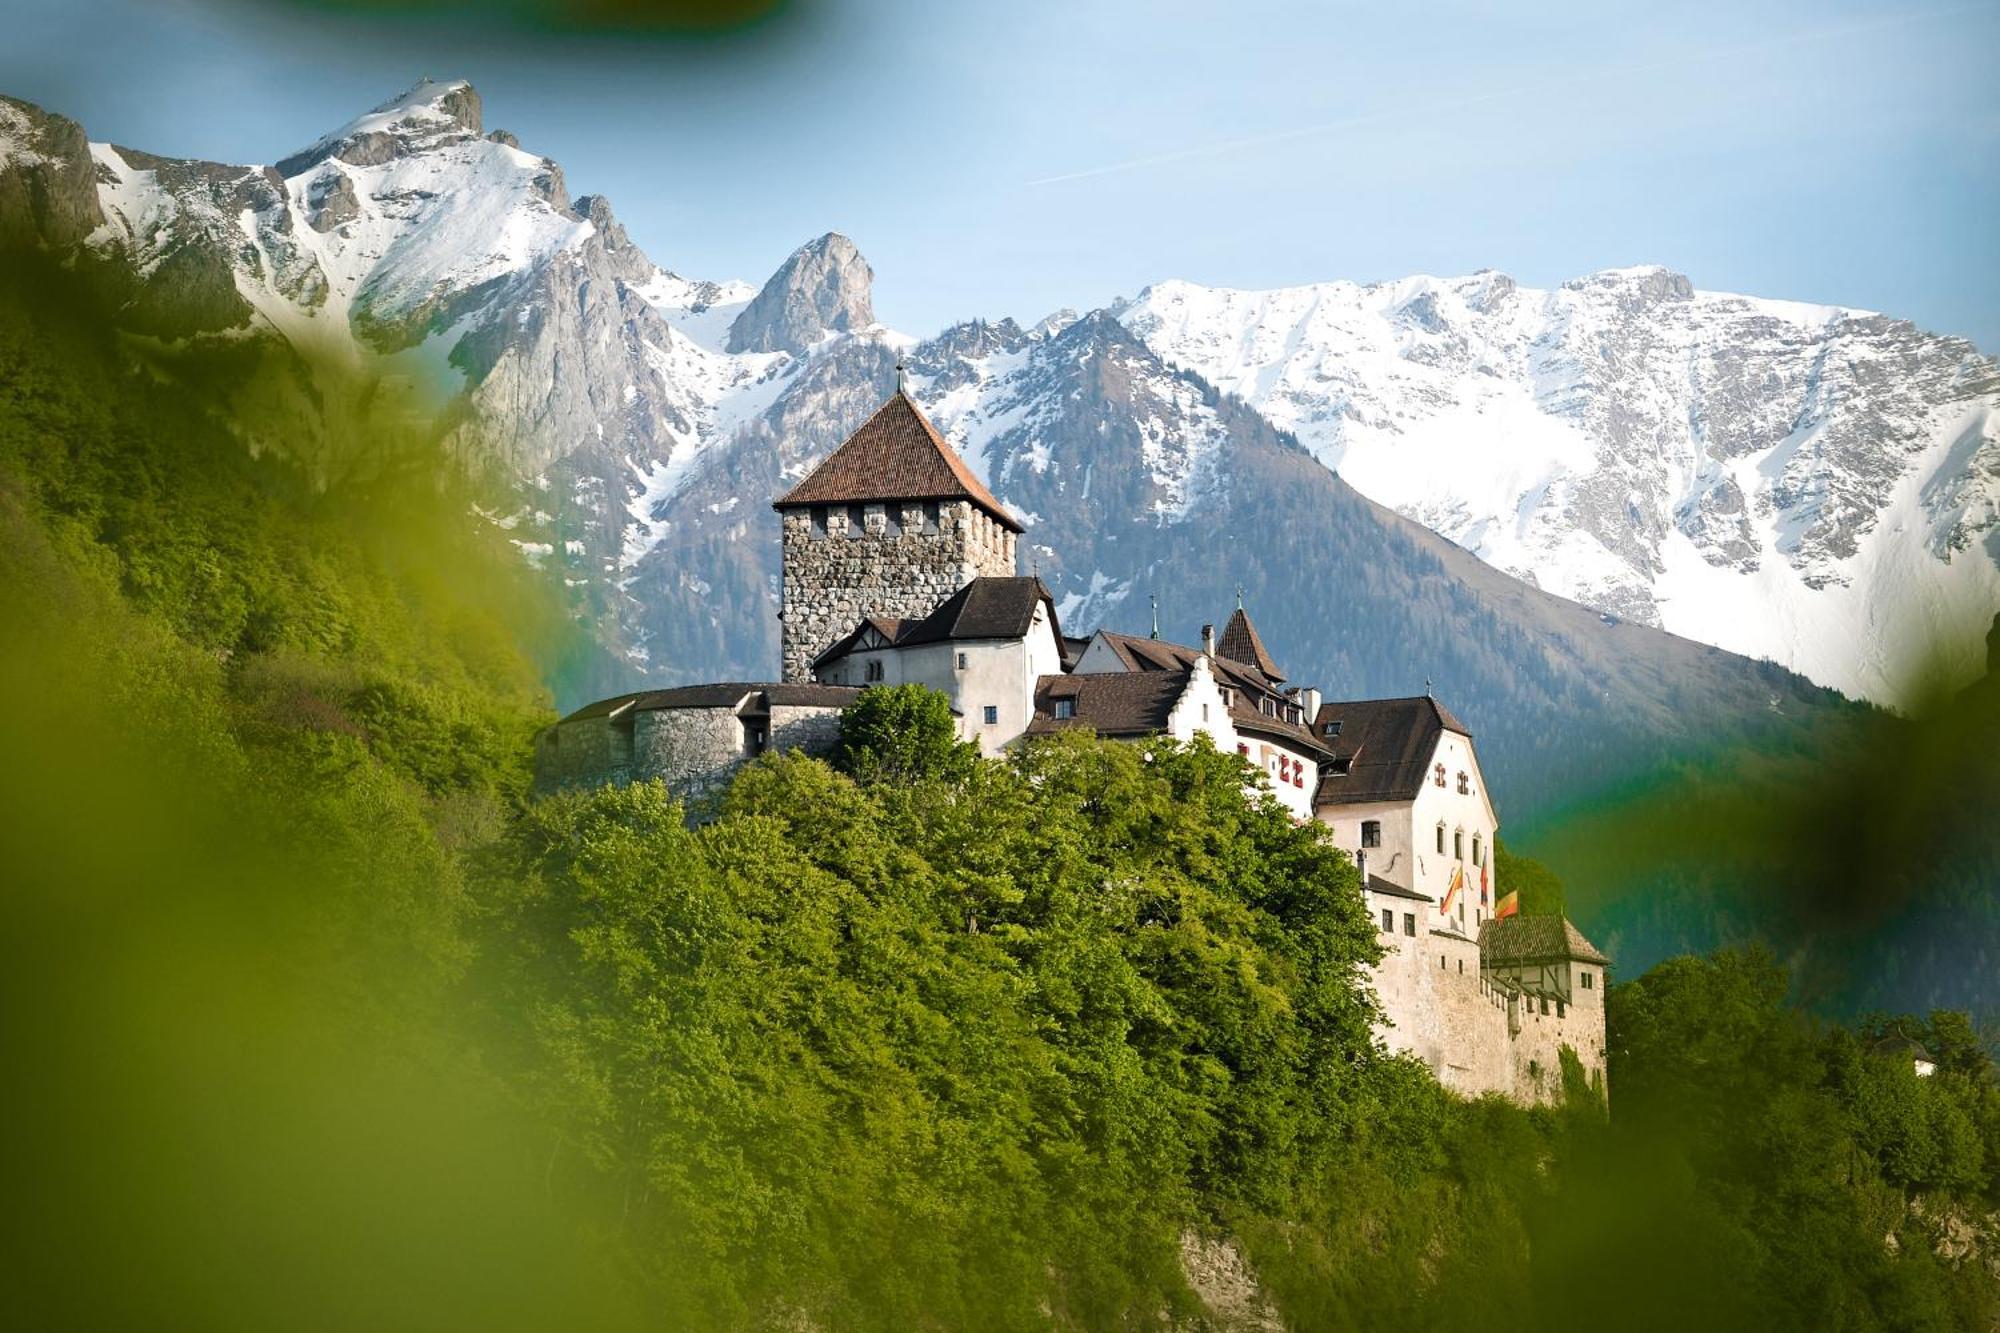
[536,386,1611,1105]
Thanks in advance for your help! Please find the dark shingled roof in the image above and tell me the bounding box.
[1311,695,1472,806]
[1365,875,1434,903]
[1478,916,1610,966]
[1217,607,1284,682]
[897,577,1058,646]
[814,578,1058,668]
[1088,631,1330,757]
[559,682,861,724]
[773,390,1022,532]
[1024,672,1187,738]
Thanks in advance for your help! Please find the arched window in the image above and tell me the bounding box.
[1472,834,1482,866]
[1454,829,1464,861]
[1436,824,1446,854]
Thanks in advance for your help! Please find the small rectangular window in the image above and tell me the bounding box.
[1360,820,1381,848]
[956,651,967,670]
[1324,719,1342,737]
[1381,907,1393,933]
[1556,1000,1566,1018]
[983,705,998,725]
[1053,699,1075,720]
[1403,913,1415,937]
[1436,825,1446,854]
[1581,972,1593,990]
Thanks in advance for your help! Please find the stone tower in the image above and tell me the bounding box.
[773,388,1021,683]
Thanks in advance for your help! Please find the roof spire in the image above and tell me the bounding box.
[894,358,908,394]
[1235,582,1244,610]
[1425,677,1433,697]
[1149,593,1160,641]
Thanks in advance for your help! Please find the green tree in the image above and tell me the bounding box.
[830,682,979,784]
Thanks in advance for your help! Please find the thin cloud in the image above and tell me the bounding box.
[1026,3,1996,187]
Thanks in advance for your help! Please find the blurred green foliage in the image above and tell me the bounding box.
[1518,637,2000,1016]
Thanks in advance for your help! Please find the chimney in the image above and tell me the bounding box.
[1201,623,1215,658]
[1301,686,1322,719]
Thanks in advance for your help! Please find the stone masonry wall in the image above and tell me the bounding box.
[1506,988,1608,1103]
[1368,919,1610,1106]
[778,499,1016,683]
[768,703,844,757]
[533,702,848,812]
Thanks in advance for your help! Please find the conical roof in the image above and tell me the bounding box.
[773,389,1020,532]
[1217,606,1284,682]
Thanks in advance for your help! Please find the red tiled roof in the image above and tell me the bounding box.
[773,390,1022,532]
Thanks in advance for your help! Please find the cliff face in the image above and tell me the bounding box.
[0,96,102,249]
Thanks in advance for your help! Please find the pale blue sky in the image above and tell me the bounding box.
[6,0,1998,349]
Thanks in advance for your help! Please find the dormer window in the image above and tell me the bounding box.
[1324,719,1342,737]
[1053,698,1075,720]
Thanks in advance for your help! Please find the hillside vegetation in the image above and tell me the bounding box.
[1,256,1996,1330]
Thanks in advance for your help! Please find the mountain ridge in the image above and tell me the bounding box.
[1116,266,2000,703]
[0,79,1883,828]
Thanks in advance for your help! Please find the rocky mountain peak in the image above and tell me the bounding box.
[1563,264,1695,304]
[276,78,483,177]
[726,231,874,355]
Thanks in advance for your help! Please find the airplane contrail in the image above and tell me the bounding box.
[1025,3,1995,187]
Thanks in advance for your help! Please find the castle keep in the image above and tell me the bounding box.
[537,386,1612,1106]
[774,390,1020,683]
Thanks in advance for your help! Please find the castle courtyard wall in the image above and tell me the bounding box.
[533,701,847,810]
[1367,923,1607,1106]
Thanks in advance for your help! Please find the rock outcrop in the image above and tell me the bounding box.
[726,231,874,355]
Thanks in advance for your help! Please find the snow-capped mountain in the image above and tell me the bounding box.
[0,78,1910,817]
[1117,270,2000,703]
